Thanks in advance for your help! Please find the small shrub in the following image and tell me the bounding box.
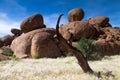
[75,38,101,60]
[11,54,21,61]
[2,48,13,56]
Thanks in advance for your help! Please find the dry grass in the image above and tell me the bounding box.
[0,55,120,80]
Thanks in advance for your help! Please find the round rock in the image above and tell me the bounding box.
[68,8,84,22]
[20,13,45,33]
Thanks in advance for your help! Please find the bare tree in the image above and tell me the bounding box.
[56,14,94,73]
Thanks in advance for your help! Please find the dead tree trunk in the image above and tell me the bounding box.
[56,14,94,73]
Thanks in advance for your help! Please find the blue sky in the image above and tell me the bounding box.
[0,0,120,37]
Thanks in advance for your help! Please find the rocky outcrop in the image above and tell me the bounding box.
[1,8,120,59]
[59,21,96,42]
[0,40,4,48]
[1,35,14,46]
[95,27,120,56]
[20,14,46,33]
[11,28,62,58]
[68,8,84,22]
[11,28,22,37]
[31,32,62,58]
[88,16,110,27]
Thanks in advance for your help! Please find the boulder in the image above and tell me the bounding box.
[11,28,22,37]
[95,39,120,56]
[0,40,4,48]
[1,35,14,46]
[95,27,120,56]
[31,32,61,58]
[102,27,120,41]
[88,16,109,27]
[10,28,62,58]
[20,13,46,33]
[68,8,84,22]
[59,21,96,42]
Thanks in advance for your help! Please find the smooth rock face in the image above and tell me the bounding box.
[59,21,96,41]
[31,32,61,58]
[20,14,45,33]
[68,8,84,22]
[11,28,62,58]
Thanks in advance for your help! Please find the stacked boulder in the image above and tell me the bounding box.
[68,8,84,22]
[20,13,46,33]
[59,21,96,42]
[59,8,120,56]
[10,28,63,58]
[10,14,64,58]
[1,8,120,59]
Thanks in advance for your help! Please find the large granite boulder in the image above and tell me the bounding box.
[20,14,46,33]
[10,28,62,58]
[88,16,109,27]
[59,21,96,42]
[68,8,84,22]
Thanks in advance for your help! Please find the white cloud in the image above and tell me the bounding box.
[44,14,68,28]
[0,12,20,37]
[0,13,68,37]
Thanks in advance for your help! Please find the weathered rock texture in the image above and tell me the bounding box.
[1,8,120,59]
[1,35,14,46]
[88,16,110,27]
[59,21,96,42]
[68,8,84,22]
[95,27,120,56]
[20,14,46,33]
[11,28,62,58]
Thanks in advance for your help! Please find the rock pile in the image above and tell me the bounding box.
[59,8,120,56]
[59,21,96,42]
[11,28,62,58]
[0,8,120,59]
